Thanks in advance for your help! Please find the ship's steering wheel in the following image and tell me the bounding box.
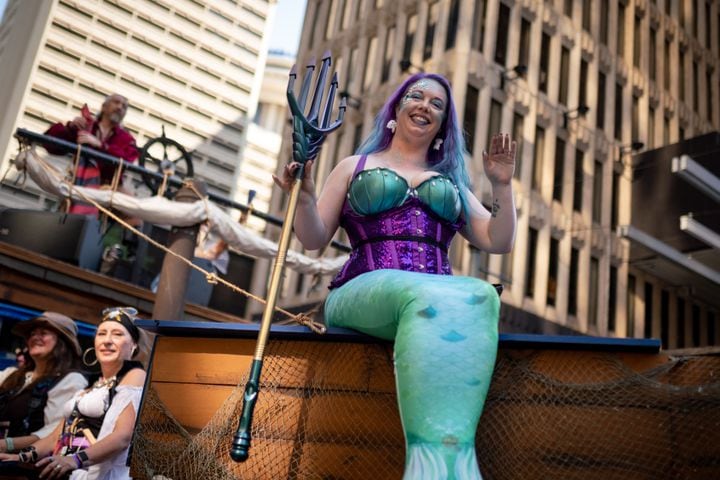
[138,126,194,196]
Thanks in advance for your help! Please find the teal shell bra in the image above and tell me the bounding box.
[347,166,462,222]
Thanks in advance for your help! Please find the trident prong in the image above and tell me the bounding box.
[230,53,345,463]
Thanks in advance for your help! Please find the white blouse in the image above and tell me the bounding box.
[68,385,143,480]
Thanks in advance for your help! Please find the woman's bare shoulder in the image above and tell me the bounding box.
[118,368,146,387]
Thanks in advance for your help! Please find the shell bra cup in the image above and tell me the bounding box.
[347,167,462,223]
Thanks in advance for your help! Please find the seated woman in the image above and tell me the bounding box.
[0,312,87,455]
[0,307,146,480]
[274,73,516,478]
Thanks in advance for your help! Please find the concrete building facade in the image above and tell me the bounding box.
[266,0,720,345]
[0,0,276,211]
[239,52,294,232]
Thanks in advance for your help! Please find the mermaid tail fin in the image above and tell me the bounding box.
[403,443,448,480]
[403,442,482,480]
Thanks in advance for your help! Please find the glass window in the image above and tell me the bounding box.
[704,1,711,46]
[486,100,503,155]
[693,60,699,113]
[381,25,395,83]
[568,247,579,316]
[611,170,620,229]
[403,14,417,63]
[471,0,487,52]
[532,127,545,190]
[494,2,511,66]
[597,72,606,129]
[553,137,565,201]
[631,95,639,143]
[589,257,599,327]
[633,14,641,68]
[608,266,617,332]
[539,32,550,93]
[600,0,609,44]
[325,0,338,40]
[648,106,655,149]
[423,2,439,60]
[464,85,479,154]
[664,38,671,91]
[353,122,364,152]
[661,290,670,348]
[559,46,570,105]
[592,160,603,223]
[649,28,657,81]
[573,149,583,211]
[707,70,713,121]
[518,18,531,73]
[617,2,626,58]
[644,282,654,338]
[582,0,592,32]
[679,50,685,102]
[579,60,588,108]
[363,36,378,92]
[614,81,623,141]
[525,227,538,298]
[512,113,524,179]
[445,0,460,50]
[627,274,636,337]
[547,237,559,306]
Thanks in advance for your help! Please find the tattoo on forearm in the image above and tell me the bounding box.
[491,199,500,217]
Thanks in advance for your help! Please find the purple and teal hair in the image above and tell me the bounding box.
[355,73,473,205]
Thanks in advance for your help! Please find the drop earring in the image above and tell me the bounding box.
[386,119,397,134]
[433,138,444,151]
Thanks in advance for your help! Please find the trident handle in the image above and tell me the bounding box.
[230,166,304,462]
[231,51,344,463]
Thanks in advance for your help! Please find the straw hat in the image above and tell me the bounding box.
[12,312,82,357]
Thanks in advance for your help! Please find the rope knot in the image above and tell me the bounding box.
[294,313,327,334]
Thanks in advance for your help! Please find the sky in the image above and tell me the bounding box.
[267,0,307,56]
[0,0,307,55]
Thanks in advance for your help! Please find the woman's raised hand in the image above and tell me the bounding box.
[482,133,516,186]
[272,159,316,198]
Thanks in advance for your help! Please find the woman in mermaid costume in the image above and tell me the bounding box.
[274,73,516,479]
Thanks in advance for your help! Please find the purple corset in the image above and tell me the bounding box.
[329,197,464,289]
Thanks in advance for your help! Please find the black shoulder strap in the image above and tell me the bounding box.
[24,374,62,434]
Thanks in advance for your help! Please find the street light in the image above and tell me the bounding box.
[339,90,362,109]
[619,140,645,153]
[615,140,644,167]
[562,105,590,129]
[500,64,527,90]
[399,58,425,73]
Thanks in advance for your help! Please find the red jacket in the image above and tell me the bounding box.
[44,122,139,215]
[44,122,139,184]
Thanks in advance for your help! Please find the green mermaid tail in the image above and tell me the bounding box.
[325,269,500,479]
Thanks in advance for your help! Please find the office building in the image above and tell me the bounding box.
[265,0,720,345]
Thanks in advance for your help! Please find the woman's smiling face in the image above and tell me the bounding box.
[94,320,135,366]
[396,78,448,139]
[27,327,58,360]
